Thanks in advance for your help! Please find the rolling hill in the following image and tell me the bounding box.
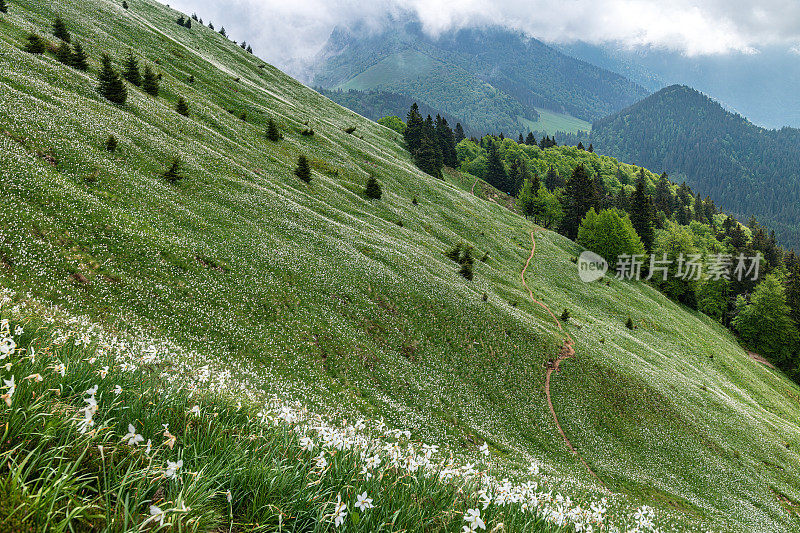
[1,0,800,531]
[591,84,800,249]
[311,19,648,135]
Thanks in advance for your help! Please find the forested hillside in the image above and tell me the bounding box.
[591,85,800,248]
[312,19,648,134]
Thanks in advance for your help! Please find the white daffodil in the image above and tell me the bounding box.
[464,508,486,531]
[123,424,144,446]
[354,492,373,512]
[24,373,43,382]
[114,385,122,395]
[299,436,314,452]
[189,404,201,417]
[1,375,15,407]
[528,461,539,475]
[479,443,489,456]
[145,439,152,456]
[0,337,16,358]
[226,490,232,503]
[98,366,109,378]
[86,385,99,396]
[53,363,66,377]
[333,494,347,527]
[148,505,166,526]
[165,459,183,479]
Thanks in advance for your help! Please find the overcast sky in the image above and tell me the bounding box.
[161,0,800,75]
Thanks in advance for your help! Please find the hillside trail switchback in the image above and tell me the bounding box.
[521,230,605,487]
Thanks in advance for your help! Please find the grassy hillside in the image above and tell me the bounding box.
[518,110,592,137]
[1,1,800,531]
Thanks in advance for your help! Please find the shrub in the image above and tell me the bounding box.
[141,65,159,96]
[239,112,247,121]
[24,34,46,54]
[561,309,571,321]
[176,97,189,116]
[122,0,128,9]
[377,116,406,135]
[482,292,488,302]
[105,135,118,153]
[294,155,311,183]
[344,126,357,134]
[577,208,645,267]
[266,118,281,141]
[187,74,195,84]
[52,16,71,42]
[446,243,463,262]
[459,261,473,281]
[364,176,382,200]
[412,197,418,206]
[97,54,127,104]
[71,41,88,70]
[162,158,183,183]
[626,317,635,330]
[0,0,7,13]
[301,128,314,136]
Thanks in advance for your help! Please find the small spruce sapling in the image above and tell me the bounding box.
[266,118,281,141]
[97,54,127,104]
[560,309,571,321]
[141,64,159,96]
[626,317,635,330]
[163,158,183,183]
[122,1,128,9]
[122,51,141,86]
[105,135,118,152]
[71,41,88,70]
[176,97,189,116]
[24,34,46,54]
[295,155,311,183]
[364,176,382,200]
[53,16,71,42]
[56,41,74,65]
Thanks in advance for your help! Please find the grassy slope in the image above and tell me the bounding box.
[1,0,800,531]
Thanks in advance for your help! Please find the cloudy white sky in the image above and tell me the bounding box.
[161,0,800,75]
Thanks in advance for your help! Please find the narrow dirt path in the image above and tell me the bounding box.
[521,231,605,487]
[471,178,479,196]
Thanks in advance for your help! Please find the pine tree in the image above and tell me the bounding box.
[105,135,118,152]
[56,41,74,65]
[654,172,673,217]
[71,41,88,70]
[97,54,127,104]
[184,18,191,29]
[176,15,185,26]
[458,245,474,281]
[266,118,281,141]
[630,173,655,251]
[208,22,214,30]
[163,158,183,183]
[176,97,189,116]
[122,51,141,86]
[53,16,71,42]
[24,34,46,54]
[544,166,563,190]
[219,26,227,37]
[485,141,509,193]
[454,122,465,144]
[587,143,594,153]
[414,125,442,178]
[516,177,537,219]
[518,133,524,144]
[525,132,536,146]
[364,176,382,200]
[122,1,128,9]
[434,115,458,168]
[141,64,159,96]
[246,45,253,54]
[0,0,7,14]
[295,155,311,183]
[561,164,596,240]
[577,141,585,150]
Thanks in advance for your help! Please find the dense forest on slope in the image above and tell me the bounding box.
[591,85,800,249]
[312,19,648,134]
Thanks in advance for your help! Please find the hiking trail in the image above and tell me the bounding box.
[521,230,605,486]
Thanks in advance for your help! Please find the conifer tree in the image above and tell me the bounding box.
[71,41,88,70]
[516,177,537,219]
[141,64,159,96]
[122,51,141,86]
[458,245,474,281]
[434,115,458,168]
[654,172,673,217]
[184,18,191,29]
[163,158,183,183]
[56,41,74,65]
[0,0,8,14]
[24,34,46,54]
[577,141,585,150]
[97,53,127,104]
[630,172,655,251]
[485,141,509,193]
[454,123,465,144]
[544,165,563,190]
[295,155,311,183]
[122,1,128,9]
[176,15,185,26]
[525,132,536,146]
[176,97,189,116]
[561,164,596,240]
[219,26,227,37]
[364,176,382,200]
[208,22,214,30]
[266,118,281,141]
[404,103,424,155]
[414,124,442,178]
[105,135,118,152]
[53,16,70,42]
[246,45,253,54]
[518,133,524,144]
[587,143,594,152]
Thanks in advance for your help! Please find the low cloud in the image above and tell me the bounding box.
[160,0,800,75]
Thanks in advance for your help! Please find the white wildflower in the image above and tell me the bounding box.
[123,424,144,446]
[165,459,183,479]
[355,491,373,512]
